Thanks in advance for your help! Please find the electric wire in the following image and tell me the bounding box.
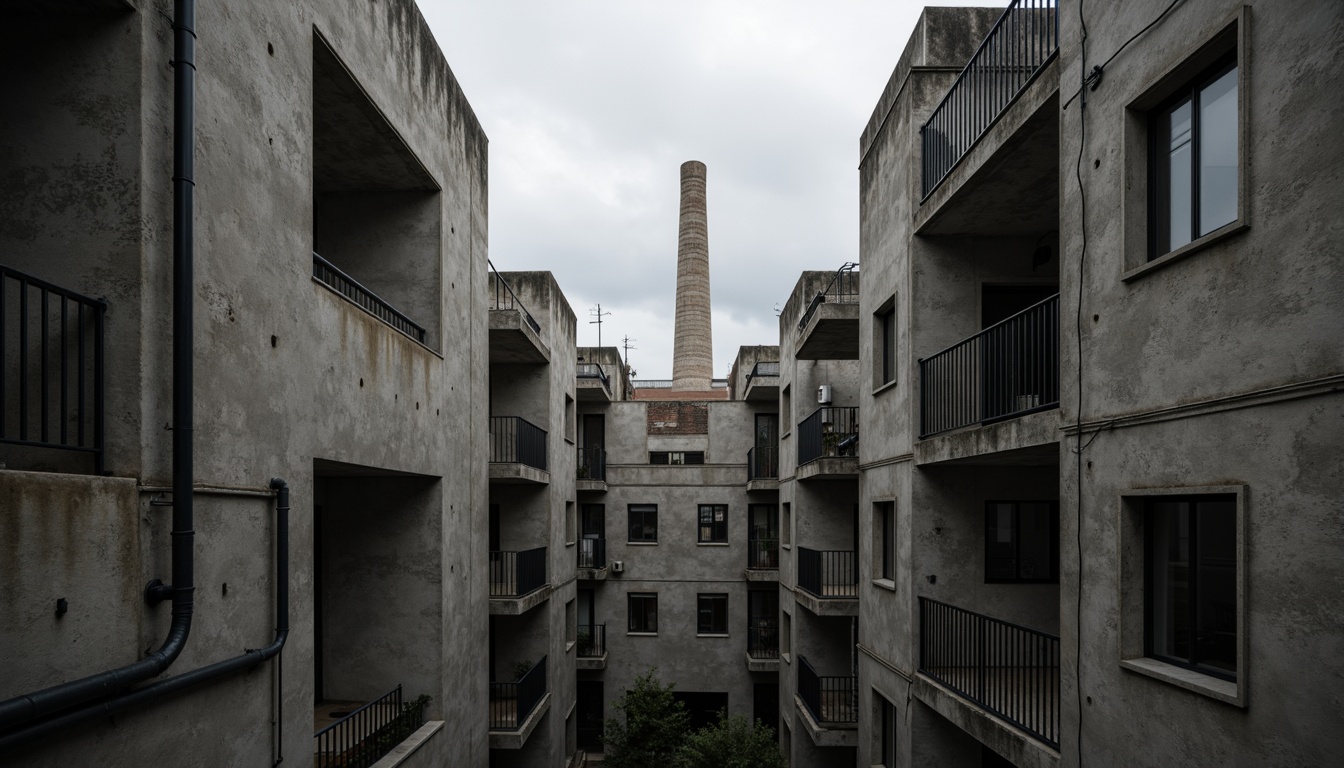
[1074,1,1090,765]
[1063,0,1186,111]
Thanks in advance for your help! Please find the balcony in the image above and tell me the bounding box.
[490,656,550,749]
[314,685,430,768]
[576,362,613,401]
[796,406,858,480]
[313,252,427,344]
[743,361,780,402]
[795,263,859,359]
[918,294,1059,453]
[918,597,1060,749]
[746,446,778,491]
[796,547,857,616]
[489,264,549,363]
[489,416,549,484]
[489,547,549,615]
[577,538,607,580]
[576,624,607,670]
[796,656,857,747]
[746,536,779,582]
[745,625,780,673]
[577,446,606,492]
[0,264,106,474]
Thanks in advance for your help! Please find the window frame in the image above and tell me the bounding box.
[649,451,705,465]
[873,295,897,390]
[983,500,1059,584]
[873,501,895,583]
[627,504,658,544]
[628,592,659,634]
[698,503,729,544]
[696,593,729,636]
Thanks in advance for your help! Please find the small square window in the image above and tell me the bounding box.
[984,501,1058,583]
[697,593,728,635]
[628,504,657,543]
[628,592,658,634]
[698,504,728,543]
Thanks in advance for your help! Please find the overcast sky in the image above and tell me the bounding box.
[420,1,1005,379]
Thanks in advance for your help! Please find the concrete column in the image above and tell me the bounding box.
[672,160,713,390]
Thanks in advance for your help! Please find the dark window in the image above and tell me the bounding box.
[628,592,658,633]
[1150,55,1238,258]
[649,451,704,465]
[673,692,728,732]
[628,504,657,543]
[697,593,728,635]
[877,502,895,580]
[698,504,728,543]
[880,695,897,767]
[877,304,896,386]
[1146,495,1237,680]
[984,501,1058,583]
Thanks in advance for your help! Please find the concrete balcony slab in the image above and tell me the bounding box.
[489,692,551,749]
[796,302,859,360]
[489,584,552,615]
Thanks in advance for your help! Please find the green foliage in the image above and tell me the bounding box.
[601,668,691,767]
[675,711,786,768]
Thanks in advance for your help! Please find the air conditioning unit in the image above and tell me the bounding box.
[611,561,625,573]
[817,384,833,405]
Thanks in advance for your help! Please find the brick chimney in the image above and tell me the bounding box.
[671,160,713,391]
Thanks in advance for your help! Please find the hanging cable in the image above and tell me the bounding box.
[1074,2,1091,766]
[1063,0,1186,110]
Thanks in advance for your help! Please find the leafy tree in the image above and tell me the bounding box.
[676,710,786,768]
[602,668,691,767]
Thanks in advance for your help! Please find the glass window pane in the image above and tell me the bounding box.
[1167,101,1194,251]
[1148,501,1191,662]
[1017,503,1053,580]
[985,503,1017,581]
[1195,499,1237,673]
[1198,67,1238,235]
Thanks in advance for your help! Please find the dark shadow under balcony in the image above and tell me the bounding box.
[797,406,858,480]
[796,547,858,616]
[489,656,550,749]
[577,624,607,670]
[489,416,549,484]
[489,547,549,615]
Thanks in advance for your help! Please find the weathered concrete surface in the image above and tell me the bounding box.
[671,161,714,391]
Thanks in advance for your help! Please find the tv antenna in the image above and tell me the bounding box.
[589,303,612,346]
[621,335,637,368]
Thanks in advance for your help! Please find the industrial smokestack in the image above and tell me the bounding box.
[671,160,713,391]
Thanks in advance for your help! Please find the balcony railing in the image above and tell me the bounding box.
[489,416,548,471]
[798,656,857,725]
[747,625,779,658]
[490,655,548,731]
[488,261,541,333]
[578,538,606,570]
[919,597,1060,747]
[314,684,428,768]
[746,361,780,380]
[797,406,858,466]
[797,547,857,599]
[489,547,547,598]
[313,252,427,343]
[797,262,859,333]
[577,446,606,481]
[577,624,606,658]
[576,362,610,392]
[918,293,1059,438]
[747,446,778,481]
[920,0,1059,196]
[748,536,779,570]
[0,264,105,473]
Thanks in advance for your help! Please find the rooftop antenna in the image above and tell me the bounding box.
[621,335,637,368]
[589,303,612,346]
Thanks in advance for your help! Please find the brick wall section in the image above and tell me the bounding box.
[646,402,710,435]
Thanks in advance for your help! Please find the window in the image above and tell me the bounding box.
[649,451,704,465]
[874,297,896,387]
[984,501,1058,583]
[781,503,792,548]
[628,592,658,634]
[1146,495,1237,680]
[564,393,575,442]
[566,500,576,545]
[874,692,896,767]
[566,598,577,648]
[628,504,658,543]
[875,502,895,581]
[781,610,791,659]
[698,504,728,543]
[697,594,728,635]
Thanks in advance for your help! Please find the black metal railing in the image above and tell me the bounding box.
[577,538,606,570]
[748,536,779,570]
[488,261,541,333]
[0,265,105,473]
[919,597,1060,747]
[798,656,857,724]
[577,446,606,481]
[797,263,859,332]
[747,446,778,481]
[576,362,610,393]
[489,547,547,597]
[747,625,779,658]
[577,624,606,658]
[797,406,858,466]
[918,293,1059,438]
[313,252,427,343]
[314,685,428,768]
[489,416,548,471]
[920,0,1059,196]
[490,656,547,730]
[746,361,780,381]
[797,547,857,599]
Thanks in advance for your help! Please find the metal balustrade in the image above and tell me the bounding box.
[920,0,1059,197]
[797,263,859,333]
[0,264,105,473]
[747,625,779,658]
[747,446,778,481]
[919,597,1060,747]
[577,446,605,481]
[489,416,548,471]
[797,547,857,599]
[489,656,548,730]
[313,252,427,343]
[314,685,428,768]
[918,293,1059,438]
[576,362,610,393]
[747,361,779,380]
[577,624,605,658]
[577,538,606,570]
[488,260,541,333]
[797,656,857,724]
[489,547,547,597]
[797,406,858,466]
[748,536,779,570]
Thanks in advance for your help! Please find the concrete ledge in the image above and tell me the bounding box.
[746,653,780,673]
[915,409,1061,466]
[576,378,613,402]
[489,463,550,485]
[746,477,779,492]
[744,568,779,583]
[576,479,607,493]
[577,566,608,581]
[577,653,608,671]
[796,456,858,481]
[744,378,779,402]
[489,309,550,363]
[796,302,859,360]
[794,695,858,748]
[793,587,858,617]
[371,720,445,768]
[489,584,552,615]
[912,674,1059,768]
[489,692,552,749]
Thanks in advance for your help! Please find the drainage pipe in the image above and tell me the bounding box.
[0,0,198,733]
[0,479,290,753]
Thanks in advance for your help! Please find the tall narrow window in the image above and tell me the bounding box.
[628,504,658,543]
[875,502,895,581]
[628,592,658,634]
[874,297,896,387]
[697,594,728,635]
[698,504,728,543]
